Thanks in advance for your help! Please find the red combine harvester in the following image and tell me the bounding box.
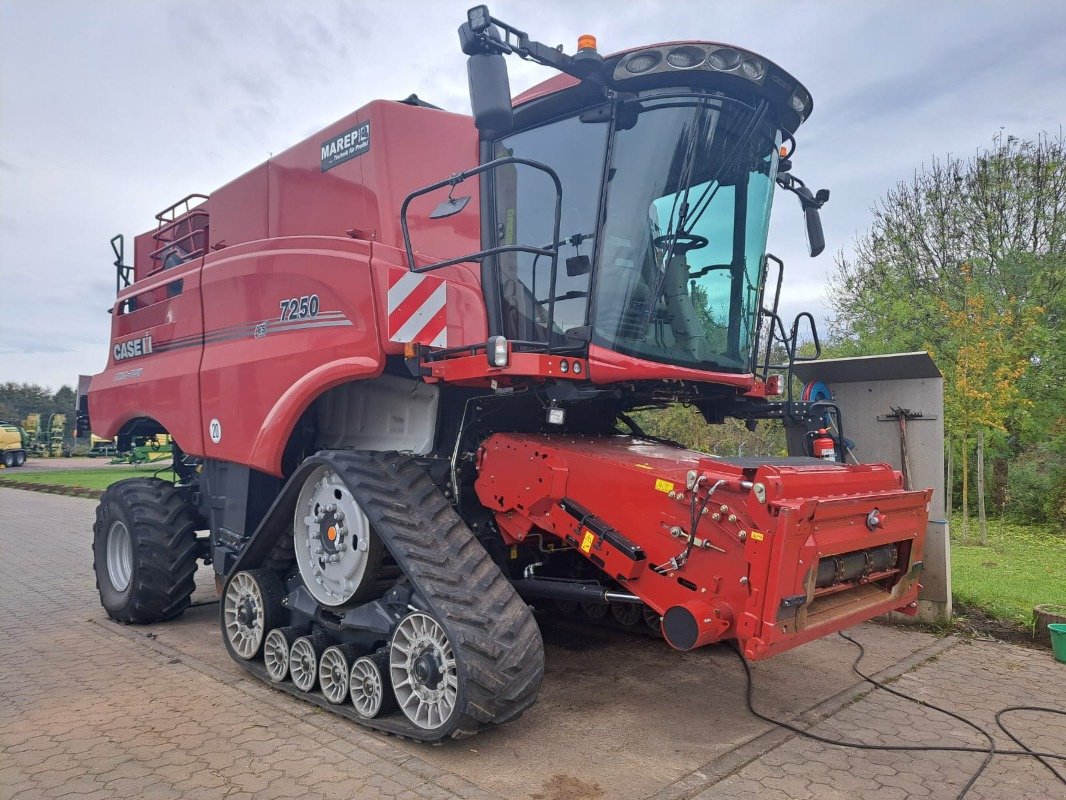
[86,7,929,741]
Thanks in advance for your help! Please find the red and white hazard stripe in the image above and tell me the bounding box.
[387,269,448,348]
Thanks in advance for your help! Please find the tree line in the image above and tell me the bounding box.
[828,131,1065,534]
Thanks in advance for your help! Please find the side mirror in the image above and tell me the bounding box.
[430,195,472,219]
[565,254,591,277]
[467,51,512,135]
[804,205,825,257]
[794,185,825,257]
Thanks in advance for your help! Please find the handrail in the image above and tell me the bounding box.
[399,156,566,350]
[155,193,209,224]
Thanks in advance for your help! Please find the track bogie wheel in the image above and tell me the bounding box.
[581,601,609,621]
[390,611,460,732]
[263,626,305,682]
[350,649,394,720]
[319,644,358,704]
[92,478,199,624]
[222,569,284,660]
[643,607,663,636]
[611,601,643,627]
[289,634,330,692]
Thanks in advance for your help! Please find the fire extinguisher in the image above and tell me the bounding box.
[811,428,838,461]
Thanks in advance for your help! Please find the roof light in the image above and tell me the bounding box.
[624,50,661,73]
[666,45,704,69]
[740,58,766,81]
[706,47,741,70]
[577,34,597,51]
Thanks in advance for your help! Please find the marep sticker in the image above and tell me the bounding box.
[321,122,370,171]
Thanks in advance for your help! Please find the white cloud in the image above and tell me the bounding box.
[1,0,1063,389]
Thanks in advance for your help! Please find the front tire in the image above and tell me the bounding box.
[92,478,199,623]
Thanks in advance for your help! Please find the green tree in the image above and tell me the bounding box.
[826,132,1066,520]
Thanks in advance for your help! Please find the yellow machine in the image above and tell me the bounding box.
[0,422,28,468]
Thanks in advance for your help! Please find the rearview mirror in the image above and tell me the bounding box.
[467,45,512,134]
[804,206,825,257]
[565,254,591,277]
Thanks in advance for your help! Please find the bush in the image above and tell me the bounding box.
[1006,443,1066,524]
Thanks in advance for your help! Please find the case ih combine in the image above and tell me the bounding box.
[87,8,929,741]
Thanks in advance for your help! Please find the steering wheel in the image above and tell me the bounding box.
[652,233,709,254]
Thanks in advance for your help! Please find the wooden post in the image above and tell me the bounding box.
[977,429,987,546]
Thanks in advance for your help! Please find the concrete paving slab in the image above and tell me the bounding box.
[2,486,1063,800]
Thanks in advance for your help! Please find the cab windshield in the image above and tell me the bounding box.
[492,93,780,373]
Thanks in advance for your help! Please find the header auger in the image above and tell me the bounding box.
[85,7,927,741]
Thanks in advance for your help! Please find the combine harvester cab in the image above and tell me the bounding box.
[84,5,929,741]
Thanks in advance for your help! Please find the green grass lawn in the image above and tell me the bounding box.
[950,515,1066,628]
[0,465,174,490]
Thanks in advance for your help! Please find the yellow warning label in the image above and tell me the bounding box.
[510,545,519,560]
[750,531,765,542]
[580,530,596,554]
[654,478,675,493]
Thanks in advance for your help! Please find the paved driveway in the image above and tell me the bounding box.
[1,487,1063,799]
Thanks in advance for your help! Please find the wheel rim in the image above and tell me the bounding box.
[293,466,374,607]
[263,629,290,682]
[289,637,318,691]
[106,520,133,592]
[319,647,350,704]
[350,656,385,718]
[390,612,458,730]
[223,572,266,659]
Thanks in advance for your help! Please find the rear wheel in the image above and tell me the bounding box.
[1,451,12,468]
[13,450,25,467]
[92,478,198,623]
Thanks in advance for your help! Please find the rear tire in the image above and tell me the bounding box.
[13,450,25,467]
[92,478,199,623]
[1,451,12,468]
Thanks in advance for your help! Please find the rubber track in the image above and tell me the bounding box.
[93,478,199,623]
[226,450,544,741]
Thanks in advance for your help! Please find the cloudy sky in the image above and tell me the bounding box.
[1,0,1063,390]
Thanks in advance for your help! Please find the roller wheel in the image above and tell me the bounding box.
[292,465,384,607]
[263,626,305,682]
[92,478,198,624]
[222,569,284,660]
[390,611,459,732]
[553,599,580,616]
[289,634,330,692]
[643,606,663,636]
[319,644,358,704]
[611,601,643,627]
[581,601,609,621]
[350,649,394,720]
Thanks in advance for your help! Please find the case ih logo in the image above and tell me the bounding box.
[320,122,370,171]
[387,269,448,348]
[114,334,153,362]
